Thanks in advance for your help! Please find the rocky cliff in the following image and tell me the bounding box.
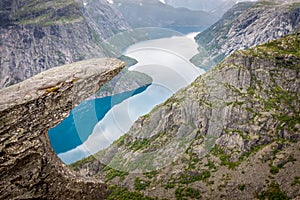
[0,0,129,88]
[0,58,125,199]
[191,1,300,70]
[72,33,300,199]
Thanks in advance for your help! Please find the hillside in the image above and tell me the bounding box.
[165,0,252,18]
[111,0,218,33]
[72,32,300,199]
[0,0,129,88]
[191,1,300,70]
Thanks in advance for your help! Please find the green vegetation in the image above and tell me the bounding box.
[134,178,151,191]
[246,33,300,66]
[175,187,201,200]
[11,0,83,26]
[129,139,151,151]
[211,141,270,169]
[264,86,300,133]
[256,182,288,200]
[270,155,296,175]
[129,132,168,152]
[269,164,281,175]
[105,185,156,200]
[178,170,211,184]
[211,145,239,169]
[291,177,300,186]
[104,167,129,181]
[163,182,176,189]
[69,155,95,171]
[238,184,246,191]
[144,170,159,179]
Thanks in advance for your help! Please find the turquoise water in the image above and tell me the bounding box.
[53,33,205,164]
[48,85,150,154]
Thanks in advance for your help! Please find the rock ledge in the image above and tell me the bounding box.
[0,58,125,199]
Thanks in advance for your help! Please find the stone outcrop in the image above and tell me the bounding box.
[72,33,300,199]
[191,1,300,69]
[0,58,125,199]
[0,0,129,88]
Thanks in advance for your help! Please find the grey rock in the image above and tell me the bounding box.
[192,1,300,69]
[0,58,125,199]
[0,0,129,89]
[74,33,300,199]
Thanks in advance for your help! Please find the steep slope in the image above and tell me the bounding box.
[0,0,129,88]
[111,0,218,33]
[0,58,125,199]
[191,1,300,70]
[165,0,252,17]
[72,33,300,199]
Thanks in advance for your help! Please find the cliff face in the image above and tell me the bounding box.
[72,33,300,199]
[0,58,125,199]
[0,0,129,88]
[191,1,300,69]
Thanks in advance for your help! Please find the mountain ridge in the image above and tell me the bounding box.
[191,1,300,70]
[0,0,129,88]
[72,31,300,199]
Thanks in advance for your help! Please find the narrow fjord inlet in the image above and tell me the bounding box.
[1,0,300,199]
[49,33,205,164]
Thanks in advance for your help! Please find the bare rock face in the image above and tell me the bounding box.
[0,58,125,199]
[72,33,300,199]
[0,0,129,88]
[192,1,300,69]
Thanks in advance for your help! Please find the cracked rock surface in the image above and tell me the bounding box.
[0,58,125,199]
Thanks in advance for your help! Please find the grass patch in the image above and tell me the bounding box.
[256,182,288,200]
[144,170,159,179]
[104,167,129,181]
[178,170,211,184]
[134,178,151,191]
[175,187,201,200]
[291,177,300,186]
[164,182,176,189]
[129,139,150,151]
[69,155,95,171]
[238,184,246,191]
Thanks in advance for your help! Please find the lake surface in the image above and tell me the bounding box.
[50,33,205,164]
[48,86,149,154]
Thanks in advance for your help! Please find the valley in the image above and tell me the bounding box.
[50,32,205,164]
[0,0,299,199]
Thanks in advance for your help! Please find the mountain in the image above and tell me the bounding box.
[191,1,300,70]
[165,0,226,11]
[0,0,129,88]
[163,0,259,18]
[111,0,219,33]
[72,31,300,199]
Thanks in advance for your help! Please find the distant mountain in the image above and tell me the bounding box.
[191,1,300,70]
[165,0,229,11]
[164,0,256,17]
[0,0,129,88]
[111,0,219,33]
